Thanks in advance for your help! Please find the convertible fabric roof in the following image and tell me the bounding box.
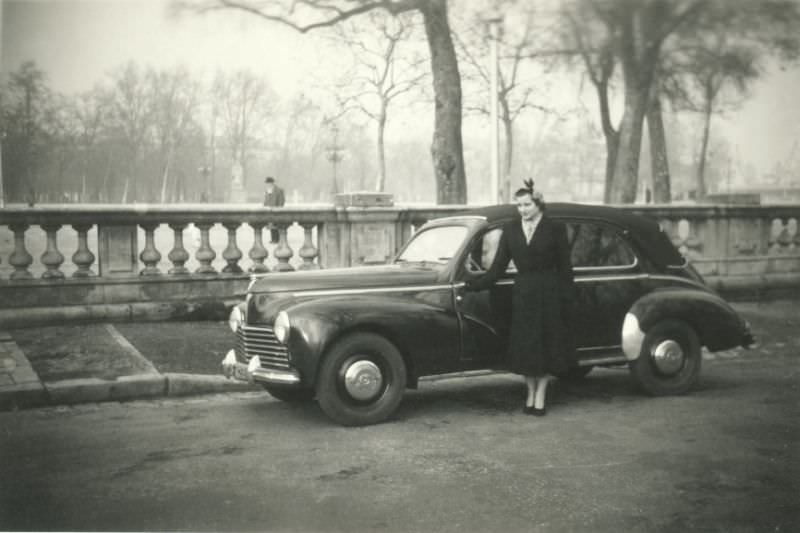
[460,202,686,268]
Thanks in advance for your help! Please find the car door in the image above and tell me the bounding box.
[454,226,514,370]
[564,219,648,359]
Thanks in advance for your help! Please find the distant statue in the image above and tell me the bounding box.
[230,161,247,202]
[231,162,244,188]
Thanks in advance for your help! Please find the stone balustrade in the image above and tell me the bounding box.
[0,203,797,326]
[626,204,800,295]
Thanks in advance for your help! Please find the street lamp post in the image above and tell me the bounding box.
[487,17,502,205]
[326,124,344,198]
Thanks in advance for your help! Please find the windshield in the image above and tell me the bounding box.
[395,225,469,267]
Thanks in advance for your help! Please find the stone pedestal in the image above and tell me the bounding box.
[98,225,138,277]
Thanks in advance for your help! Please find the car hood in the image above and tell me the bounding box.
[248,264,445,294]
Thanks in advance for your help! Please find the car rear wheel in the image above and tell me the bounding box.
[629,319,701,395]
[316,333,407,426]
[262,385,315,403]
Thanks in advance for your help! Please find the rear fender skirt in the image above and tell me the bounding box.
[625,289,747,353]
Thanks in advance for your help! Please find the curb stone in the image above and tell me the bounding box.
[0,382,49,410]
[165,373,257,397]
[0,335,48,410]
[40,373,256,407]
[45,375,168,405]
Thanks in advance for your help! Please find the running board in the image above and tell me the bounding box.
[578,355,629,367]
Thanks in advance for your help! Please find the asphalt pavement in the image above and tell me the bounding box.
[0,301,798,532]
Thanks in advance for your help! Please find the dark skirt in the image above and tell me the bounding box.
[508,271,574,376]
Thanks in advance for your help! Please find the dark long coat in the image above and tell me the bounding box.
[469,214,576,376]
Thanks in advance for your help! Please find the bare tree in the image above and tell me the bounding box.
[181,0,467,204]
[1,61,52,203]
[40,94,81,200]
[594,0,702,204]
[561,5,619,203]
[560,0,800,204]
[274,93,322,183]
[662,0,800,199]
[212,69,275,190]
[104,62,154,202]
[148,67,201,203]
[326,11,428,192]
[454,3,558,201]
[71,88,108,201]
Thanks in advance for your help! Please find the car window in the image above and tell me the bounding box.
[397,225,469,266]
[567,222,636,269]
[466,227,516,274]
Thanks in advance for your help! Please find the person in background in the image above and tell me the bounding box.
[263,176,285,244]
[465,179,575,416]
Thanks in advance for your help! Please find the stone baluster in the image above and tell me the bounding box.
[222,223,243,273]
[167,223,190,275]
[40,224,65,279]
[248,223,269,273]
[273,223,295,272]
[71,224,96,277]
[8,224,33,280]
[195,222,217,274]
[298,223,320,270]
[139,223,162,276]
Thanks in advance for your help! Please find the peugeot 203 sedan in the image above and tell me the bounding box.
[222,203,754,426]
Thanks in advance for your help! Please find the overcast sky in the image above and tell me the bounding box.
[2,0,800,177]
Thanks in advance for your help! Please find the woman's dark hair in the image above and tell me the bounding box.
[514,179,545,209]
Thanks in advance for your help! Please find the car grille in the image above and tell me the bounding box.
[235,325,291,370]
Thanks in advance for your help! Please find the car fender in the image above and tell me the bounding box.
[282,293,458,387]
[621,288,747,360]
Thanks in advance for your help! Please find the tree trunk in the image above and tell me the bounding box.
[610,82,648,204]
[647,91,671,203]
[376,105,387,192]
[592,75,618,204]
[603,137,618,204]
[501,102,513,203]
[421,0,466,205]
[696,100,713,201]
[160,144,174,204]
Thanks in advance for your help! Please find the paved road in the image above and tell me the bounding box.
[1,339,798,532]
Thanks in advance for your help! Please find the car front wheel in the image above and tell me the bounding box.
[316,333,407,426]
[629,319,701,395]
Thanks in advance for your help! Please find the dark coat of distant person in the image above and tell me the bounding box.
[263,177,286,244]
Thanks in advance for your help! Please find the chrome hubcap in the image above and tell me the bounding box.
[652,339,685,375]
[344,360,384,401]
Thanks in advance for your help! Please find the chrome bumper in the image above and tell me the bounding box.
[221,349,301,385]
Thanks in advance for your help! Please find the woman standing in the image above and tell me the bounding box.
[466,180,575,415]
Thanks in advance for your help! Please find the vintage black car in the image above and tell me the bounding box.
[222,203,754,426]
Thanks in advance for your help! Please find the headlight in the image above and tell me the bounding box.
[228,306,244,333]
[274,311,291,344]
